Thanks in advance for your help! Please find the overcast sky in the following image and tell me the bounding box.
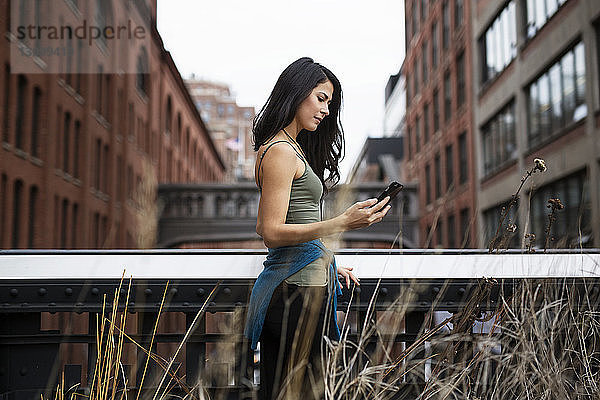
[156,0,405,180]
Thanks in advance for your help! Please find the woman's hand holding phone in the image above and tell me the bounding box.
[339,196,391,231]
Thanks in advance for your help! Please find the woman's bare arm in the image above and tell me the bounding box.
[256,143,391,248]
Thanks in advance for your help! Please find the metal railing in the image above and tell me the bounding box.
[1,249,599,399]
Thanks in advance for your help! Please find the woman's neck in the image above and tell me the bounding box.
[282,122,301,141]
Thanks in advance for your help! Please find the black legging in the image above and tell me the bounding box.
[259,282,338,400]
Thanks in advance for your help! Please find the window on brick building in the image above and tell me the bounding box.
[445,143,454,191]
[61,199,69,249]
[458,131,467,184]
[424,103,430,143]
[442,0,450,49]
[96,65,103,115]
[72,203,78,248]
[31,87,41,158]
[460,207,470,247]
[165,97,172,134]
[63,112,71,174]
[27,186,38,248]
[15,75,27,150]
[425,163,431,204]
[448,213,456,248]
[483,200,520,249]
[3,64,10,143]
[421,0,427,21]
[94,138,102,190]
[415,114,421,153]
[74,121,81,178]
[455,0,463,29]
[12,180,23,248]
[407,126,413,160]
[457,51,466,106]
[437,219,443,247]
[0,174,6,246]
[435,153,441,199]
[444,70,451,121]
[433,88,440,132]
[422,40,428,83]
[103,144,109,193]
[432,22,439,68]
[412,0,419,38]
[414,59,419,96]
[136,46,150,97]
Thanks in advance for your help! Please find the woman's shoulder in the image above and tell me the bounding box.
[257,139,298,162]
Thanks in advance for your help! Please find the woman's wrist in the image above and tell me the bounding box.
[332,213,348,233]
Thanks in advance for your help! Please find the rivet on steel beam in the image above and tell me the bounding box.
[21,303,29,308]
[223,287,231,295]
[49,302,56,307]
[129,302,135,308]
[355,287,361,294]
[235,302,243,307]
[76,302,83,307]
[38,288,47,296]
[170,288,178,296]
[457,288,466,296]
[144,288,152,296]
[19,367,27,376]
[380,288,388,296]
[65,288,73,296]
[91,288,99,296]
[432,286,440,295]
[9,289,18,297]
[183,302,190,307]
[120,289,126,296]
[196,288,205,297]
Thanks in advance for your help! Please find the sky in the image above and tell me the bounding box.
[156,0,405,181]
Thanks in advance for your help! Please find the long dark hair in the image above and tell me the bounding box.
[252,57,345,194]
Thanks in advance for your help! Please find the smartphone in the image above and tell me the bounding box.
[375,181,404,205]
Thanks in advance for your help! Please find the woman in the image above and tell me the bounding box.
[244,57,391,400]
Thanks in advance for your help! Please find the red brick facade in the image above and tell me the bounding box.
[0,0,225,249]
[402,0,477,248]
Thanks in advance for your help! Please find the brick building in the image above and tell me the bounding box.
[0,0,225,250]
[473,0,600,248]
[402,0,477,248]
[186,78,255,182]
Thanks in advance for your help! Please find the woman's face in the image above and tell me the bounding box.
[295,80,334,131]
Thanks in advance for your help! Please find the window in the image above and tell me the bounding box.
[415,115,421,153]
[482,102,516,176]
[96,65,103,115]
[444,70,451,121]
[165,97,172,134]
[425,163,431,204]
[73,121,80,178]
[406,73,411,100]
[63,112,71,174]
[527,42,586,148]
[3,64,9,143]
[424,103,430,142]
[15,75,27,150]
[437,219,443,247]
[72,203,78,248]
[458,131,467,184]
[136,47,150,96]
[530,169,592,248]
[103,144,109,193]
[421,0,427,21]
[407,126,413,160]
[422,40,428,83]
[460,207,470,247]
[457,51,465,106]
[442,1,450,49]
[12,180,23,248]
[483,200,520,249]
[432,22,439,68]
[445,144,454,190]
[480,1,517,84]
[28,186,38,248]
[31,87,42,158]
[433,88,440,132]
[414,60,419,96]
[455,0,463,28]
[412,0,419,38]
[94,138,101,190]
[526,0,568,39]
[448,214,456,248]
[434,153,441,199]
[0,174,6,246]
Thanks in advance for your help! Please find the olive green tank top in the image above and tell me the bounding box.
[257,141,328,286]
